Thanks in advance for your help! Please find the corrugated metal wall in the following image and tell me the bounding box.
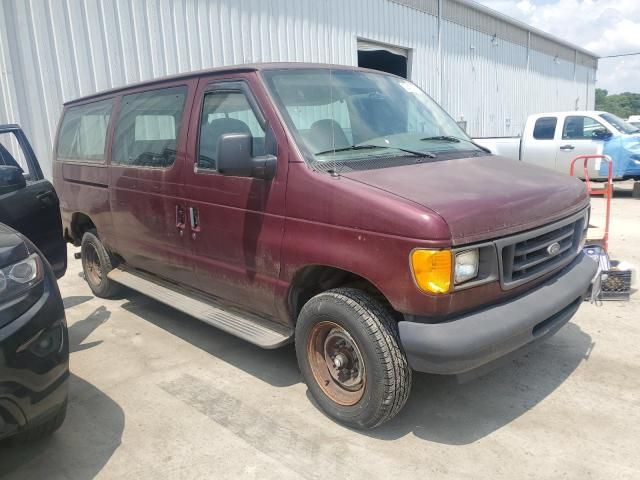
[441,21,596,136]
[0,0,596,178]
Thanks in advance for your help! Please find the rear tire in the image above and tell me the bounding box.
[295,288,411,429]
[81,230,121,298]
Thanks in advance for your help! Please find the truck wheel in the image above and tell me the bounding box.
[81,230,120,298]
[295,288,411,429]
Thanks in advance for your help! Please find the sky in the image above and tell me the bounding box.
[476,0,640,94]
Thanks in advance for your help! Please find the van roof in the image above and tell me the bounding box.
[64,63,375,106]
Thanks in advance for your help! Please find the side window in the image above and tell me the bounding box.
[562,116,607,140]
[57,99,113,162]
[0,131,33,179]
[533,117,557,140]
[113,86,187,168]
[198,90,265,171]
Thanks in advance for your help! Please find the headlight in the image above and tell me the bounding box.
[0,253,43,300]
[454,249,479,284]
[410,249,452,294]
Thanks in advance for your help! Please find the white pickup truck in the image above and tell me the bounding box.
[473,111,640,180]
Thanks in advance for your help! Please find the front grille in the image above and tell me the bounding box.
[496,210,588,289]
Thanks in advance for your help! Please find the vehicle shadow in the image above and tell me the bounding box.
[612,186,634,198]
[0,307,125,480]
[62,295,93,309]
[364,322,593,445]
[120,292,300,388]
[120,290,592,445]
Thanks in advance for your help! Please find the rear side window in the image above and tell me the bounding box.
[57,100,113,162]
[533,117,557,140]
[113,86,187,168]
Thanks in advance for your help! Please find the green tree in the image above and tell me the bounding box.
[595,88,640,118]
[595,88,608,105]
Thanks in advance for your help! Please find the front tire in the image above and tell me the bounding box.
[295,288,411,429]
[81,230,121,298]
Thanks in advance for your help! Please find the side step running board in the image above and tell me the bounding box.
[108,267,293,349]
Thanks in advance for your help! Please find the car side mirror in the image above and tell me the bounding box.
[0,165,26,195]
[216,133,277,180]
[593,128,612,140]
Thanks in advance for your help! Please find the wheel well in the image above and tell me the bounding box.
[69,212,96,246]
[288,265,395,323]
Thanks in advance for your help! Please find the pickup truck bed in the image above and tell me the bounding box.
[473,137,521,161]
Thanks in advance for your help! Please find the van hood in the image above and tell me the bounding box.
[340,155,589,245]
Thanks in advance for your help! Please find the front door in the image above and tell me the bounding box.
[183,73,288,321]
[0,126,66,277]
[556,114,607,178]
[109,81,197,285]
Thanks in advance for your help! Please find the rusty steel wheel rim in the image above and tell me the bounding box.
[307,321,366,406]
[84,243,102,287]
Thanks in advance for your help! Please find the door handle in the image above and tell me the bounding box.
[560,144,575,151]
[36,190,55,207]
[176,205,186,233]
[189,207,200,231]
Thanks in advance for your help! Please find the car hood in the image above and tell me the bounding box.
[0,223,29,268]
[340,155,590,245]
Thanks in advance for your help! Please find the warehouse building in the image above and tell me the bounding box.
[0,0,598,178]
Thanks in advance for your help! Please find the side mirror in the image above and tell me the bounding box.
[0,165,26,195]
[216,133,277,179]
[593,128,612,140]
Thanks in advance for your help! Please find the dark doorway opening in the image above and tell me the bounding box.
[358,49,408,78]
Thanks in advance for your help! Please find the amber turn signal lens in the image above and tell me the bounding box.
[410,249,452,294]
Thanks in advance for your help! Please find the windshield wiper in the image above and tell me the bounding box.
[420,135,491,153]
[315,144,436,158]
[420,135,462,142]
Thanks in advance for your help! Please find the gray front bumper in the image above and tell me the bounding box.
[398,253,597,375]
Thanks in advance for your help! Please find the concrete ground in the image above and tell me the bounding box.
[1,184,639,480]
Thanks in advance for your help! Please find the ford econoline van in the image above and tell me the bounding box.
[54,64,596,428]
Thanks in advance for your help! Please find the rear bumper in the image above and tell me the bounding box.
[0,266,69,441]
[398,253,597,375]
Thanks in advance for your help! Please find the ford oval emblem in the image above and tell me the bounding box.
[547,242,561,256]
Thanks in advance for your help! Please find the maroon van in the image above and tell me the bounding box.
[53,64,596,428]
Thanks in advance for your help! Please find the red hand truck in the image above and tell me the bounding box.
[570,154,613,253]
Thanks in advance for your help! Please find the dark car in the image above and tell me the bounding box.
[0,125,69,443]
[54,64,597,428]
[0,224,68,443]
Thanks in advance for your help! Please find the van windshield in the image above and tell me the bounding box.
[262,69,483,166]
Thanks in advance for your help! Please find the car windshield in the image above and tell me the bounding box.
[599,112,640,134]
[262,69,482,165]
